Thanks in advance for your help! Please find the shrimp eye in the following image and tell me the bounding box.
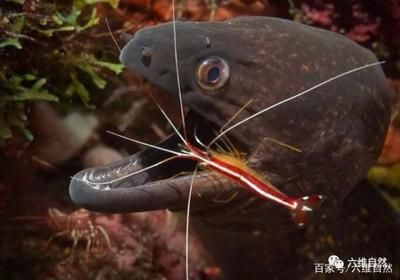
[195,56,230,91]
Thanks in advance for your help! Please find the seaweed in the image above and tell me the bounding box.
[0,0,123,144]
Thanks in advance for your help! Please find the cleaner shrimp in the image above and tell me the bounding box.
[71,4,386,280]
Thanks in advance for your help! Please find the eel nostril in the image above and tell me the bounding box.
[141,46,153,57]
[140,47,153,67]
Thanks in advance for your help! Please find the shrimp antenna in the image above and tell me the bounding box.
[170,1,194,279]
[147,93,188,145]
[210,61,385,146]
[172,0,187,140]
[185,165,198,280]
[218,99,254,133]
[106,130,185,157]
[105,16,122,53]
[194,126,209,150]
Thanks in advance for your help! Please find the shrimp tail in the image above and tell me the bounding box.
[292,194,325,227]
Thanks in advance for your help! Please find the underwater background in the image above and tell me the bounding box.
[0,1,399,279]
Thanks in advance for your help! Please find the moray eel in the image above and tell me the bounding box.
[70,17,399,279]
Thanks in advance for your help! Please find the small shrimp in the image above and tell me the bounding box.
[106,101,325,226]
[47,208,112,256]
[187,144,324,225]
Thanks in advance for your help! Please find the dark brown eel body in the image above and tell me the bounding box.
[70,17,399,279]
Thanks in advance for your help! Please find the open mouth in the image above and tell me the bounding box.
[69,90,245,214]
[69,25,253,215]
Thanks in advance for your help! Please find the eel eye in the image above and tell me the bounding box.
[195,56,230,91]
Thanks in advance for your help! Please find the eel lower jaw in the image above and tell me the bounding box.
[69,110,242,213]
